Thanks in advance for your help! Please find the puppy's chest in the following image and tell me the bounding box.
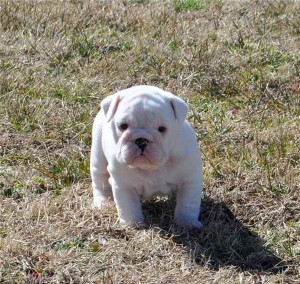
[135,170,179,199]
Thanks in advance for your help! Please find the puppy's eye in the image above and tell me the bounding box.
[158,126,167,133]
[119,123,129,131]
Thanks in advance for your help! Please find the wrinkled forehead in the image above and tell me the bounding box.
[116,94,173,125]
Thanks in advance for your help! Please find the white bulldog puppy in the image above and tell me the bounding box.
[90,85,203,228]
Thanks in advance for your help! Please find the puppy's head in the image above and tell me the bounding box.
[101,86,188,170]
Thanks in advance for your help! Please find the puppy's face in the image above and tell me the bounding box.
[114,95,173,169]
[101,86,188,170]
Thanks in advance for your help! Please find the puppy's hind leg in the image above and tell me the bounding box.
[90,111,113,208]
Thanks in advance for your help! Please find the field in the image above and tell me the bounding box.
[0,0,299,283]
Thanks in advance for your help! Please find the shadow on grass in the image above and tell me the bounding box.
[142,196,287,274]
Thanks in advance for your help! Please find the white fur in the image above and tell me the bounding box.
[90,85,203,228]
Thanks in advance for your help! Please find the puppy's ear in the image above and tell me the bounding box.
[100,94,121,122]
[169,96,188,125]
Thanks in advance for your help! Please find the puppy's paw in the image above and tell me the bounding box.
[119,220,146,229]
[175,216,203,229]
[119,216,145,229]
[185,219,204,229]
[93,196,112,209]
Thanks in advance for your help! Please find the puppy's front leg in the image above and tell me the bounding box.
[91,111,113,208]
[175,182,203,229]
[112,185,144,227]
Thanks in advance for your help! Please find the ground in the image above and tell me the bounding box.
[0,0,299,283]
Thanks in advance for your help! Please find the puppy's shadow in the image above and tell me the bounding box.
[142,196,287,273]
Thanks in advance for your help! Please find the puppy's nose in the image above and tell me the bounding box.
[135,138,148,152]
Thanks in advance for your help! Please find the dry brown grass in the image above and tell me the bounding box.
[0,0,299,283]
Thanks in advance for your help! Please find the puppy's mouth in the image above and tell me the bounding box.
[117,131,168,170]
[127,150,159,170]
[119,144,163,170]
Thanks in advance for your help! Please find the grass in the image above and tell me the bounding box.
[0,0,299,283]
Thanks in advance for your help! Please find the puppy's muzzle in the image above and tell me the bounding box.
[135,138,149,153]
